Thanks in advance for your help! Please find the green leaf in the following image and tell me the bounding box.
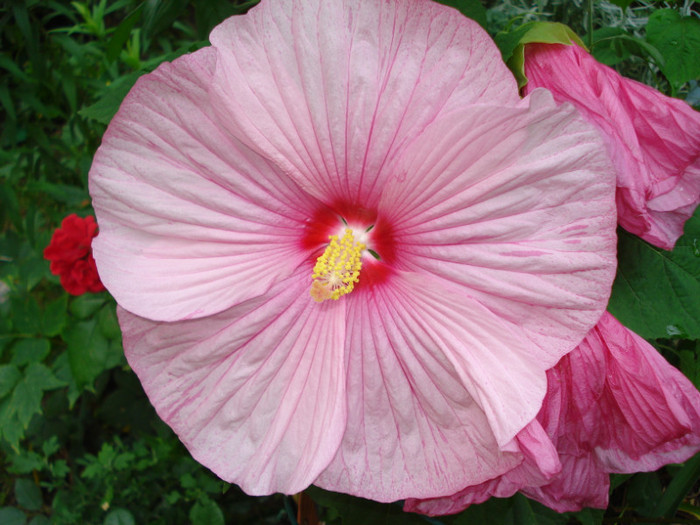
[653,454,700,518]
[63,318,122,388]
[11,296,42,335]
[679,345,700,389]
[8,451,43,474]
[11,339,50,367]
[106,6,142,63]
[646,10,700,89]
[11,375,43,429]
[103,508,136,525]
[29,516,51,525]
[25,362,67,390]
[495,22,586,88]
[41,295,68,337]
[0,507,26,525]
[14,479,42,512]
[189,499,225,525]
[98,304,121,340]
[573,507,605,525]
[608,212,700,339]
[435,0,487,29]
[591,27,664,68]
[69,294,106,320]
[625,472,663,517]
[0,364,21,398]
[79,71,143,125]
[0,397,24,450]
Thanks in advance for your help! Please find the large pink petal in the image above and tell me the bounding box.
[90,48,317,322]
[316,272,556,501]
[406,312,700,515]
[524,42,700,250]
[382,89,617,367]
[404,420,561,516]
[208,0,520,207]
[118,268,347,495]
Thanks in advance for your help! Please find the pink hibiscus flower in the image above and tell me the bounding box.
[89,0,618,501]
[523,42,700,250]
[406,312,700,515]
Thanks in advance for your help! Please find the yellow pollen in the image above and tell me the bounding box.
[310,228,365,303]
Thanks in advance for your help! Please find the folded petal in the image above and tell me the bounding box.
[381,89,617,366]
[90,48,317,321]
[118,268,347,495]
[524,42,700,250]
[316,272,558,501]
[208,0,519,207]
[521,454,609,513]
[407,312,700,515]
[404,420,560,516]
[576,312,700,471]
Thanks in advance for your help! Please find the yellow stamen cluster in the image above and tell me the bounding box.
[310,229,365,303]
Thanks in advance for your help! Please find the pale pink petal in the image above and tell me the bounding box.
[118,268,346,495]
[381,89,617,368]
[90,48,318,322]
[524,43,700,250]
[404,420,561,516]
[316,272,557,501]
[208,0,519,207]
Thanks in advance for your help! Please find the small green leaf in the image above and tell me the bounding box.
[41,295,68,337]
[106,7,142,63]
[11,296,42,335]
[495,22,586,88]
[11,339,50,367]
[189,499,225,525]
[29,516,51,525]
[8,451,43,474]
[10,375,43,429]
[25,362,67,390]
[646,10,700,89]
[79,71,143,125]
[0,507,26,525]
[103,508,135,525]
[98,304,121,340]
[14,479,42,512]
[0,397,24,450]
[69,294,106,319]
[63,319,122,388]
[0,364,21,398]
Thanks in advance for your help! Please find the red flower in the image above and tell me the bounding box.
[44,214,105,295]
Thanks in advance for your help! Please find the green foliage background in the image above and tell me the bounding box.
[0,0,698,524]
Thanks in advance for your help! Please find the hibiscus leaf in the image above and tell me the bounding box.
[435,0,487,29]
[646,10,700,90]
[608,211,700,340]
